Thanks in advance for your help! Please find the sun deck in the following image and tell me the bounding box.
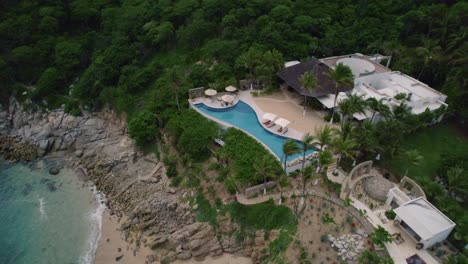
[190,92,240,109]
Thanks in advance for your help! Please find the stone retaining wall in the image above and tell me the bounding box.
[306,190,374,233]
[188,87,205,99]
[245,181,277,198]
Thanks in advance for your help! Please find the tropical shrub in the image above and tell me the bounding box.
[385,210,396,220]
[128,109,158,146]
[324,112,340,123]
[370,225,392,247]
[167,110,219,161]
[227,199,295,230]
[218,128,282,185]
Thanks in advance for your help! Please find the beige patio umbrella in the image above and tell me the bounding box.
[225,85,237,92]
[221,94,234,102]
[205,89,217,96]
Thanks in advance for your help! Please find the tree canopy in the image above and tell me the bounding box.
[0,0,465,123]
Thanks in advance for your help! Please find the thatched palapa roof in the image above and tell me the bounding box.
[277,58,353,98]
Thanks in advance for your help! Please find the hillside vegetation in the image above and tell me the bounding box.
[0,0,466,124]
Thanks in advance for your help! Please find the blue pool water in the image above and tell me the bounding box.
[195,101,315,162]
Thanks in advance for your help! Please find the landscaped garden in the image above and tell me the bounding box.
[386,123,468,250]
[283,194,396,264]
[388,124,467,185]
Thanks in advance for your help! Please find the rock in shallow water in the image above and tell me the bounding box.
[49,167,60,175]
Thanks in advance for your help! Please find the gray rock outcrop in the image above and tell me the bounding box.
[0,98,269,263]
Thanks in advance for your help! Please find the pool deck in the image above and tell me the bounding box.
[190,91,305,141]
[350,197,439,264]
[253,87,339,136]
[193,92,241,109]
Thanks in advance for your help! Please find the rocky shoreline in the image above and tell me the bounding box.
[0,99,268,263]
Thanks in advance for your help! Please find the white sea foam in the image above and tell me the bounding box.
[38,197,47,220]
[79,190,106,264]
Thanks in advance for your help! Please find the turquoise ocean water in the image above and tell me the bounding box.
[0,158,104,264]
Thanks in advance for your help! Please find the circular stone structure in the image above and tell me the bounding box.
[364,176,395,201]
[337,57,375,77]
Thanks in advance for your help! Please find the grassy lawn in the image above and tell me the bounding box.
[388,124,467,183]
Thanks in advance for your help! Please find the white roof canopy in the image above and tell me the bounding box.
[274,118,291,128]
[284,60,301,68]
[394,197,455,240]
[262,113,277,121]
[316,95,335,109]
[353,112,368,121]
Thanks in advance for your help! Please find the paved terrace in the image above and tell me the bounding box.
[252,87,338,136]
[190,91,305,141]
[190,92,240,109]
[350,197,439,264]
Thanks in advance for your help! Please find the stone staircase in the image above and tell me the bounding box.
[327,161,338,173]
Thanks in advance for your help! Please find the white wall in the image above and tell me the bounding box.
[423,226,455,249]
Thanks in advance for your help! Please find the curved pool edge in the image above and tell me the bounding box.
[189,102,283,163]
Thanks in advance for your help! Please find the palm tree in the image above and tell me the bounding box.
[390,103,413,122]
[366,98,391,122]
[336,120,354,141]
[299,71,318,114]
[338,94,366,124]
[343,198,353,207]
[180,154,198,196]
[300,165,314,211]
[167,66,184,112]
[281,139,300,202]
[415,37,442,80]
[382,40,402,68]
[446,166,468,196]
[331,137,357,165]
[253,155,276,195]
[326,63,354,124]
[315,125,333,151]
[444,254,468,264]
[352,120,380,159]
[337,99,353,124]
[370,225,392,247]
[300,133,315,196]
[402,149,423,177]
[318,150,333,174]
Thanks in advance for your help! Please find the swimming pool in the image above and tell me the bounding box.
[195,101,315,162]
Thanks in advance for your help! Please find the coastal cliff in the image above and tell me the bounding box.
[0,99,265,263]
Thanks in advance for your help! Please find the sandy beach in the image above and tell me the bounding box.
[173,255,252,264]
[95,209,152,264]
[95,209,253,264]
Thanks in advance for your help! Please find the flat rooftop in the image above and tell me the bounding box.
[394,197,455,240]
[320,53,391,76]
[357,72,445,100]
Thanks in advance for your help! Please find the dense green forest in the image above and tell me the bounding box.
[1,0,467,259]
[0,0,466,124]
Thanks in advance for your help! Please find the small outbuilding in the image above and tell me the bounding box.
[393,197,455,249]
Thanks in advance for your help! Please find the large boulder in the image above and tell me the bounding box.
[176,252,192,260]
[37,139,50,156]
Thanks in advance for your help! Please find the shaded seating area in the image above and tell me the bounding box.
[274,118,291,134]
[262,113,277,127]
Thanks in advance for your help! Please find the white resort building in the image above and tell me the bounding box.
[278,53,448,122]
[386,188,456,250]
